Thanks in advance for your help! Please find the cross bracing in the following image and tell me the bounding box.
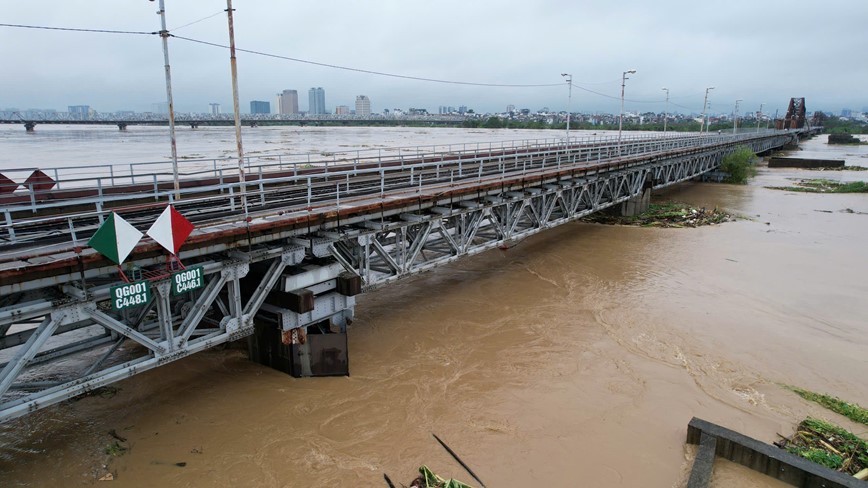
[0,129,811,422]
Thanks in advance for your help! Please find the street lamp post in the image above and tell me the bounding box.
[561,73,572,146]
[701,86,715,135]
[156,0,180,200]
[733,99,742,134]
[756,103,764,133]
[618,69,636,149]
[661,87,669,133]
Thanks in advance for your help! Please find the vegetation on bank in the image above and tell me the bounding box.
[767,179,868,193]
[720,146,758,184]
[784,386,868,426]
[819,115,868,135]
[775,386,868,476]
[777,417,868,474]
[581,202,734,228]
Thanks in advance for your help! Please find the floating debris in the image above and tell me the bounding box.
[581,202,734,228]
[767,179,868,193]
[408,465,473,488]
[775,417,868,476]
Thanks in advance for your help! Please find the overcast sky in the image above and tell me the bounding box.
[2,1,866,116]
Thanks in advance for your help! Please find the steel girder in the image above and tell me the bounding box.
[0,132,799,423]
[0,245,304,422]
[329,149,719,288]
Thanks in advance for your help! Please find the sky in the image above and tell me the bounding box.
[1,1,866,117]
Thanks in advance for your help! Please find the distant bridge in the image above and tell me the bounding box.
[0,127,818,422]
[0,115,467,131]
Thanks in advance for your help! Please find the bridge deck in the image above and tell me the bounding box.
[0,128,814,422]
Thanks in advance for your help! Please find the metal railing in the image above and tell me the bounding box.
[0,129,794,256]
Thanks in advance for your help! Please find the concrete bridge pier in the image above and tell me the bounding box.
[117,123,128,131]
[617,176,653,216]
[24,122,36,132]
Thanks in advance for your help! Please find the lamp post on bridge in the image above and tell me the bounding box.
[733,99,742,134]
[701,86,715,135]
[618,69,637,150]
[561,73,572,146]
[756,103,764,133]
[661,87,670,134]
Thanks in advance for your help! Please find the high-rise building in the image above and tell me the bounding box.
[68,105,93,120]
[209,103,220,115]
[355,95,371,116]
[308,87,326,115]
[278,89,298,115]
[335,105,350,115]
[250,100,270,114]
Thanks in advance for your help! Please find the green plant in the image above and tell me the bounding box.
[786,446,843,470]
[784,386,868,426]
[105,441,127,457]
[720,146,758,184]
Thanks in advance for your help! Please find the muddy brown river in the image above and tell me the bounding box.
[1,132,866,487]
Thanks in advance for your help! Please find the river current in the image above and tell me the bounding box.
[0,126,866,487]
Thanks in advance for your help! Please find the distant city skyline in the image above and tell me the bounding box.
[2,2,866,118]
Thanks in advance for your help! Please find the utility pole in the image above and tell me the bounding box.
[225,0,248,219]
[701,87,714,135]
[561,73,572,146]
[733,99,742,134]
[756,103,764,133]
[661,87,670,133]
[157,0,180,200]
[618,69,636,149]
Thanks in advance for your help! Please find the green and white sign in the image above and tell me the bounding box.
[110,281,151,311]
[88,212,143,265]
[172,266,204,295]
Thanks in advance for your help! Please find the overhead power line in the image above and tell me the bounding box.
[0,22,156,35]
[0,20,709,110]
[169,10,225,32]
[171,34,564,88]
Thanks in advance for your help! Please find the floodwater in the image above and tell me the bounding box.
[1,129,867,487]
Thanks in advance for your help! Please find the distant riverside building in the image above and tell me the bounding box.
[507,104,515,113]
[151,102,169,114]
[355,95,371,116]
[250,100,270,114]
[68,105,93,120]
[335,105,350,115]
[308,87,326,115]
[209,103,220,115]
[277,89,298,115]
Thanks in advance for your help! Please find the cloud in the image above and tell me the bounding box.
[1,0,865,115]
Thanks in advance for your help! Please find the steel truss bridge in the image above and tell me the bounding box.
[0,128,814,423]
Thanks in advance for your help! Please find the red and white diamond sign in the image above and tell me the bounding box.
[146,205,194,255]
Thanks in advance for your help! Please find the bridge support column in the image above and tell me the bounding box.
[247,263,360,378]
[617,181,652,217]
[24,122,36,132]
[117,123,128,131]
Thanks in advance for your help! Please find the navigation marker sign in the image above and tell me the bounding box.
[146,205,194,255]
[88,212,143,265]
